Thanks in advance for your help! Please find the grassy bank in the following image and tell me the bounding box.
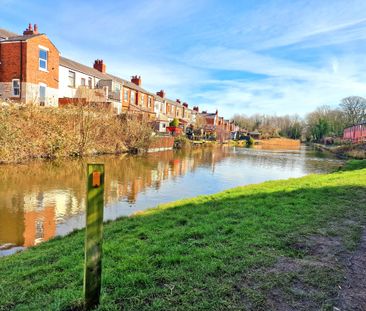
[1,162,366,310]
[0,104,152,163]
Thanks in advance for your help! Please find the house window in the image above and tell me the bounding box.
[141,94,144,106]
[39,48,48,71]
[12,79,20,97]
[148,97,152,108]
[88,77,93,88]
[124,89,128,101]
[81,78,86,86]
[114,82,121,93]
[39,83,46,106]
[130,91,135,105]
[68,71,75,88]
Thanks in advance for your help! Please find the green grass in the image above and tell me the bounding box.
[1,162,366,310]
[341,159,366,171]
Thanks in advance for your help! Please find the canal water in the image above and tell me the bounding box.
[0,145,343,255]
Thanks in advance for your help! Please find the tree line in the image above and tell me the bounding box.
[232,96,366,142]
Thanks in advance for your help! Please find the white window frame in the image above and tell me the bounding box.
[88,77,93,88]
[130,91,135,105]
[38,45,49,72]
[12,79,20,97]
[124,89,128,101]
[68,71,76,88]
[114,82,121,93]
[81,78,86,86]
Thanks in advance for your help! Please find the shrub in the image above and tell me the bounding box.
[169,118,179,127]
[0,104,153,163]
[246,136,254,146]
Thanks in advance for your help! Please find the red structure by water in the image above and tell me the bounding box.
[343,122,366,143]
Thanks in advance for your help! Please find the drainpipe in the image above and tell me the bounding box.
[20,42,23,100]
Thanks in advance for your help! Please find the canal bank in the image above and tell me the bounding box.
[313,142,366,159]
[1,160,365,310]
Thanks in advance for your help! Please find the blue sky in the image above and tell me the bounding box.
[2,0,366,118]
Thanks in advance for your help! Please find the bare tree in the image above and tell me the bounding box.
[340,96,366,126]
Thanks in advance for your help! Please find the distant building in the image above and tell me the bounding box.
[343,121,366,143]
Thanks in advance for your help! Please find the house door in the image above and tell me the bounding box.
[39,84,46,106]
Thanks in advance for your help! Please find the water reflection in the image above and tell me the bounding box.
[0,146,343,250]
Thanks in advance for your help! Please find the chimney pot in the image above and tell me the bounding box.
[23,23,37,35]
[131,75,142,86]
[156,90,165,98]
[93,59,106,73]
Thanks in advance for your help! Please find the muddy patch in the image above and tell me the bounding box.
[335,229,366,311]
[234,229,364,311]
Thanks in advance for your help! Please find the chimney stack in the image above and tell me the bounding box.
[156,90,165,98]
[176,99,181,104]
[193,106,199,112]
[183,102,188,108]
[93,59,106,73]
[23,23,39,35]
[131,75,142,86]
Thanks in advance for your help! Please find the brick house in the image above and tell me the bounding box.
[122,75,156,120]
[153,91,169,132]
[0,24,237,136]
[200,110,218,133]
[0,24,59,106]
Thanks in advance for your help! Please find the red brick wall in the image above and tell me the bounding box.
[149,136,175,149]
[0,41,26,82]
[0,34,59,99]
[25,35,59,88]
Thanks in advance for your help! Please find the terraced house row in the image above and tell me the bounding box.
[0,24,237,136]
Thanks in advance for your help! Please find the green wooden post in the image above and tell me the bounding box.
[84,164,105,309]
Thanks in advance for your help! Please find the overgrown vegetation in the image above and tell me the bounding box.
[169,118,179,127]
[0,163,365,310]
[0,104,153,163]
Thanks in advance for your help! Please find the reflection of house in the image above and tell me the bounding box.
[23,206,55,247]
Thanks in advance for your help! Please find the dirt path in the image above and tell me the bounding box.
[335,229,366,311]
